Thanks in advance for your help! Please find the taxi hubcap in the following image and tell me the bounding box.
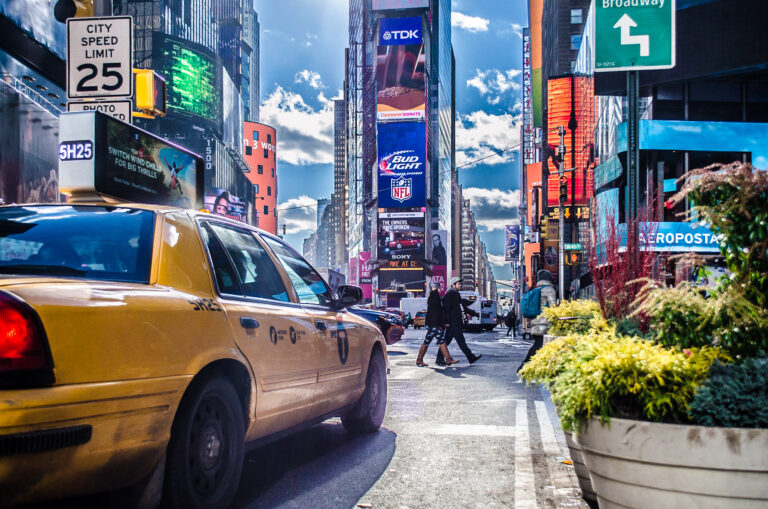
[189,395,230,497]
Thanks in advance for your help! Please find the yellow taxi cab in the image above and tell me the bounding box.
[412,310,427,329]
[0,200,388,508]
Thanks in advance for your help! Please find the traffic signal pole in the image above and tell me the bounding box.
[557,126,567,301]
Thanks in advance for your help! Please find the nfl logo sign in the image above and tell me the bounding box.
[391,177,412,203]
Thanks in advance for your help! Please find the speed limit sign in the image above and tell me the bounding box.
[67,16,133,99]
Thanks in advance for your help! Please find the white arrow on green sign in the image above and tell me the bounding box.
[594,0,676,72]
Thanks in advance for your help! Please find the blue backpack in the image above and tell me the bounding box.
[521,287,542,318]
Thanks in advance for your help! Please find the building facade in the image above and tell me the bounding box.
[243,121,277,233]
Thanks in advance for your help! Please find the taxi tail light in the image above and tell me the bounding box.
[0,292,54,388]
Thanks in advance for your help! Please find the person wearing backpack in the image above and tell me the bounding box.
[517,269,558,372]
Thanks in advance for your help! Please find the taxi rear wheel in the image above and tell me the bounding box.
[164,376,245,509]
[341,349,387,434]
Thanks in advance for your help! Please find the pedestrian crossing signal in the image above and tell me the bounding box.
[566,251,583,265]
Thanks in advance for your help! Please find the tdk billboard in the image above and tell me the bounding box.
[379,17,422,46]
[377,121,426,208]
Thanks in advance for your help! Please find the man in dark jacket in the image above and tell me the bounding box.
[435,277,482,366]
[505,307,517,337]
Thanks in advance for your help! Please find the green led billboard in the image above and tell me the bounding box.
[154,34,221,125]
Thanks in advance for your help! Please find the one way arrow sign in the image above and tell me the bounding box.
[594,0,676,72]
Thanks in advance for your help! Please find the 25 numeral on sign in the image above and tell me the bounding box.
[76,63,123,92]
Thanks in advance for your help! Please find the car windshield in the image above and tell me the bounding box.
[0,205,155,283]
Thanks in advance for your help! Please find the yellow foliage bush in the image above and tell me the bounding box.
[542,299,609,336]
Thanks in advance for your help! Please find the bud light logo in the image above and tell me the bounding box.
[391,177,412,202]
[379,150,423,173]
[379,17,422,46]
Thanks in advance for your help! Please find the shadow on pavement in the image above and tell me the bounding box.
[386,350,408,356]
[233,422,396,509]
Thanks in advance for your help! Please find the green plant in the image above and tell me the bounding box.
[542,299,609,336]
[689,358,768,428]
[614,317,651,339]
[544,333,729,431]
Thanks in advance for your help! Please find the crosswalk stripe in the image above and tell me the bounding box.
[515,399,538,509]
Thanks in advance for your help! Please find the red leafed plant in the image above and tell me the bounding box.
[588,207,658,325]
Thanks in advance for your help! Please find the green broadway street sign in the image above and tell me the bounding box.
[595,0,676,72]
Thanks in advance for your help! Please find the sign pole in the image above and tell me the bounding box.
[557,125,567,301]
[627,70,640,270]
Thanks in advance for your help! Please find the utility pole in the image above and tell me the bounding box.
[557,126,567,301]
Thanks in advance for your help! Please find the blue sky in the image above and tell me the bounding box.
[254,0,527,284]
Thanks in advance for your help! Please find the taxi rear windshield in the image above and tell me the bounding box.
[0,205,154,283]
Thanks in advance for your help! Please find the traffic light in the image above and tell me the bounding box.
[559,182,568,205]
[133,69,167,118]
[54,0,94,23]
[540,216,549,240]
[566,251,584,265]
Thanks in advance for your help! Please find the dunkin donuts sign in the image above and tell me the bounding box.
[377,122,426,208]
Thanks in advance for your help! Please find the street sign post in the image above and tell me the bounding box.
[67,99,132,123]
[67,16,133,99]
[594,0,675,72]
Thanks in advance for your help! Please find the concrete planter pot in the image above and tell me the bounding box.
[578,417,768,509]
[562,431,596,502]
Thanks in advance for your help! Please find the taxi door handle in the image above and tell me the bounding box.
[240,317,260,329]
[315,320,328,331]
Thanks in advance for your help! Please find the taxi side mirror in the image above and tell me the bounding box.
[337,285,363,309]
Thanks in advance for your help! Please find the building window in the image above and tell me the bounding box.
[264,148,269,159]
[271,168,275,177]
[253,131,259,141]
[254,184,259,194]
[571,35,582,50]
[571,9,582,24]
[258,165,263,174]
[267,186,271,196]
[267,133,272,144]
[264,206,268,215]
[245,145,252,156]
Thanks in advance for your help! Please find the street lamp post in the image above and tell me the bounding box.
[557,126,567,301]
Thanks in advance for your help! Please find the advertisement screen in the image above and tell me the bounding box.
[359,251,372,300]
[429,229,448,295]
[377,122,426,208]
[99,115,203,208]
[506,225,520,261]
[379,266,424,293]
[373,0,429,10]
[376,40,425,121]
[204,188,247,223]
[379,17,422,46]
[378,211,424,262]
[154,33,221,129]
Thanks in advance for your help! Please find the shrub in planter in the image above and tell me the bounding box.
[542,299,609,336]
[689,357,768,428]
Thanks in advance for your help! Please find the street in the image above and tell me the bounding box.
[231,327,588,509]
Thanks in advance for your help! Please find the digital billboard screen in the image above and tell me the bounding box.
[373,0,429,11]
[204,188,247,223]
[377,122,426,208]
[154,33,221,129]
[378,266,424,293]
[378,211,424,262]
[376,35,425,121]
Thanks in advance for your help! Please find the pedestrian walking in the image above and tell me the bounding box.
[436,277,482,366]
[517,269,558,372]
[416,283,457,367]
[505,307,517,337]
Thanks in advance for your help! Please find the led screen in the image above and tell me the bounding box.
[376,40,425,121]
[377,211,424,262]
[154,34,221,127]
[377,122,426,208]
[372,0,429,10]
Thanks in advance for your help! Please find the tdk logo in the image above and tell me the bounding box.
[379,17,422,46]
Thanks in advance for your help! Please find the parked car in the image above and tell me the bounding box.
[413,310,427,329]
[0,202,388,508]
[349,307,405,345]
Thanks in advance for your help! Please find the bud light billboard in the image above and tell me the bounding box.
[377,122,426,208]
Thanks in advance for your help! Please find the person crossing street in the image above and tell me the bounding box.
[436,277,482,366]
[415,283,457,366]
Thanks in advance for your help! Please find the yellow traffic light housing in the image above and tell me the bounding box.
[133,69,167,118]
[54,0,95,22]
[540,216,549,240]
[559,183,568,205]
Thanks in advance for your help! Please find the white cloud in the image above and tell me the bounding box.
[487,253,509,267]
[500,23,524,39]
[259,86,335,165]
[466,69,522,104]
[463,188,520,232]
[456,110,521,168]
[276,195,317,235]
[294,69,326,90]
[452,12,489,33]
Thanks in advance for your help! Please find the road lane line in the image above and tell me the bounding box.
[515,399,538,509]
[535,401,561,456]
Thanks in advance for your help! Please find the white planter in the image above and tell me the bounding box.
[563,431,597,502]
[578,417,768,509]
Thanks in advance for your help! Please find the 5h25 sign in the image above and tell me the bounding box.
[67,16,133,99]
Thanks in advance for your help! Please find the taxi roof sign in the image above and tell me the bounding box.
[59,111,203,208]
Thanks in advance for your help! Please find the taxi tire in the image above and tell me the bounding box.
[163,376,245,509]
[341,349,387,434]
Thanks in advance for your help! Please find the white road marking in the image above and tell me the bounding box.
[535,401,561,456]
[515,399,538,509]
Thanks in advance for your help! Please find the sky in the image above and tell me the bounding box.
[254,0,527,286]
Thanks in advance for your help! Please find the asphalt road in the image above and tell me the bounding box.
[233,326,589,509]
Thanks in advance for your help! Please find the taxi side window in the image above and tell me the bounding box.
[200,223,241,294]
[204,222,290,302]
[262,237,334,307]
